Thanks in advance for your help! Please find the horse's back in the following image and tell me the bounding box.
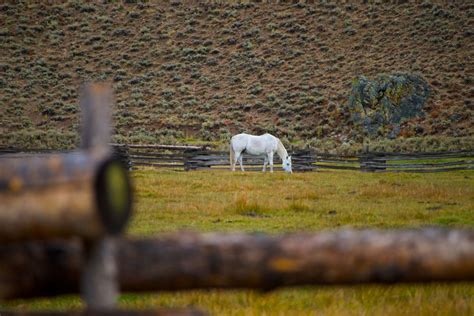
[260,133,278,142]
[232,133,277,140]
[231,133,249,141]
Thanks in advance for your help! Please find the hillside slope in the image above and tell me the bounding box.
[0,1,473,150]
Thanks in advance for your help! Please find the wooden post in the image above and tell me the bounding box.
[78,83,123,310]
[80,83,112,150]
[112,144,132,170]
[360,141,371,172]
[81,237,118,309]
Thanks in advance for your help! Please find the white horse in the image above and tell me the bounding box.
[230,133,292,173]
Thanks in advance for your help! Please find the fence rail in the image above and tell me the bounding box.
[1,146,473,173]
[2,228,474,301]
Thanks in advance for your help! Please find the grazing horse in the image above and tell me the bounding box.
[230,133,292,173]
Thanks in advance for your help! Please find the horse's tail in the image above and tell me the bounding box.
[229,140,235,170]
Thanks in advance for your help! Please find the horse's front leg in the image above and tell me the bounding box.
[262,156,268,172]
[268,152,274,173]
[239,154,245,172]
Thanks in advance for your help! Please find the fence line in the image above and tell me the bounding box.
[1,146,473,173]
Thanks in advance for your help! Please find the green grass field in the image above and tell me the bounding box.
[2,169,474,315]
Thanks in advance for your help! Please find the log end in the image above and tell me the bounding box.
[95,159,132,235]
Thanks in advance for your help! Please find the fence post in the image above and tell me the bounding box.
[79,83,119,310]
[112,144,132,170]
[360,143,371,172]
[184,149,194,171]
[360,143,388,172]
[81,237,118,309]
[294,149,314,172]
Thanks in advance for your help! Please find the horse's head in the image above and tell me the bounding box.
[283,156,293,173]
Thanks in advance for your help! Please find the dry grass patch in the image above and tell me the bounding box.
[128,168,474,235]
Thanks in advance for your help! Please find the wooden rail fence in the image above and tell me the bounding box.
[2,146,473,173]
[105,146,474,173]
[110,146,474,173]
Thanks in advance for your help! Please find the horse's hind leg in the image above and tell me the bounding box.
[238,153,245,172]
[231,153,236,172]
[268,152,274,173]
[262,156,268,172]
[232,151,240,171]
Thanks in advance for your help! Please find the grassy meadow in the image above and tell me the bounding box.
[2,168,474,315]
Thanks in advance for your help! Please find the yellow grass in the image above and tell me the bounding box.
[129,169,474,235]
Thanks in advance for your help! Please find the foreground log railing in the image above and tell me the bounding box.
[1,228,473,300]
[0,150,131,242]
[0,83,152,315]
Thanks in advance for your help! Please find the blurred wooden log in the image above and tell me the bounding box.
[0,152,132,242]
[0,309,206,316]
[119,229,474,291]
[1,228,473,299]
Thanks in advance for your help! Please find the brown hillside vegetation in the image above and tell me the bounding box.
[0,1,473,150]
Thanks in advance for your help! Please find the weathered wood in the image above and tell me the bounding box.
[3,146,473,173]
[0,309,206,316]
[112,145,132,170]
[129,153,186,159]
[0,151,132,242]
[311,152,357,159]
[112,144,207,150]
[0,148,65,155]
[80,83,112,150]
[0,151,104,190]
[372,166,474,173]
[81,237,118,309]
[315,165,360,170]
[131,157,186,163]
[315,158,359,164]
[368,153,474,161]
[1,228,473,299]
[134,163,185,168]
[367,150,474,157]
[0,82,132,242]
[361,160,473,169]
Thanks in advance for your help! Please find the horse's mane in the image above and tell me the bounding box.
[276,139,288,159]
